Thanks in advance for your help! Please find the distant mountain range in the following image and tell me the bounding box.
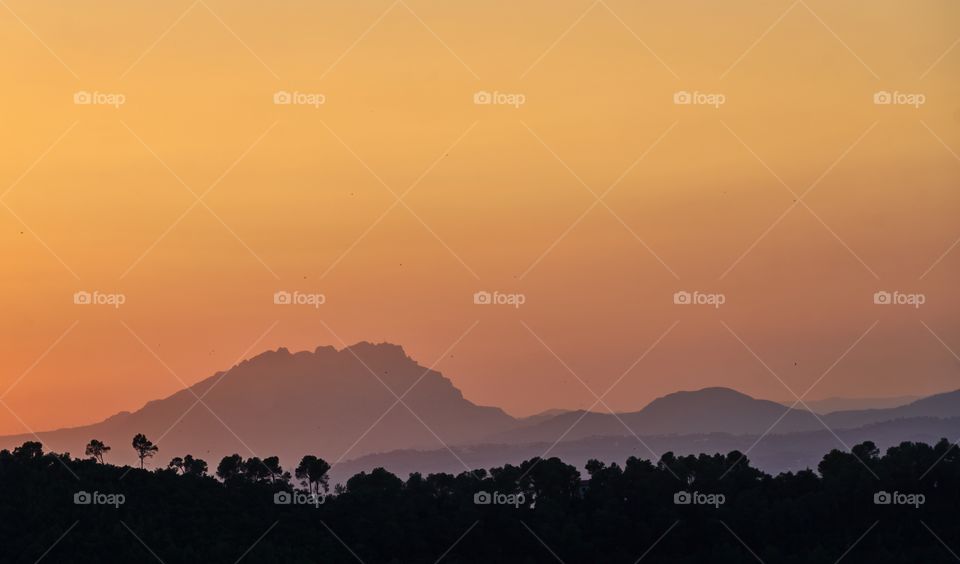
[490,387,960,445]
[331,416,960,484]
[1,344,958,480]
[778,395,919,414]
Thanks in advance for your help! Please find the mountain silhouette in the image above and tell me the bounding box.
[2,343,958,474]
[0,343,516,468]
[332,416,960,484]
[489,387,826,444]
[487,387,960,445]
[778,394,919,414]
[822,388,960,429]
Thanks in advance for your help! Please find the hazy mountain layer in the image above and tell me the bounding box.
[1,343,957,475]
[0,343,516,467]
[332,416,960,484]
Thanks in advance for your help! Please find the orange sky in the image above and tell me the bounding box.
[1,0,959,435]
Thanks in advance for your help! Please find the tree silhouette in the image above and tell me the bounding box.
[295,455,331,494]
[84,439,110,464]
[131,433,158,469]
[182,454,208,476]
[216,454,244,482]
[169,454,208,476]
[12,441,43,459]
[263,456,288,483]
[242,457,271,482]
[168,456,185,473]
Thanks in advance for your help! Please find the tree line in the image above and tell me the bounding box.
[80,433,331,492]
[1,436,958,563]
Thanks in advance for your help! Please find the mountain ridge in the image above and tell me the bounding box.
[0,342,516,466]
[2,343,958,475]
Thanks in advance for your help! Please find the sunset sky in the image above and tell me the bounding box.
[1,0,959,435]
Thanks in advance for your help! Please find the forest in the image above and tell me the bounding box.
[1,436,957,563]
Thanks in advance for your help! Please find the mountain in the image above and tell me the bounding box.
[3,342,958,476]
[0,343,517,468]
[823,389,960,429]
[780,395,920,414]
[487,387,825,444]
[517,408,577,426]
[486,387,960,446]
[332,416,960,483]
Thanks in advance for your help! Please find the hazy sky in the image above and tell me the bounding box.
[1,0,958,435]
